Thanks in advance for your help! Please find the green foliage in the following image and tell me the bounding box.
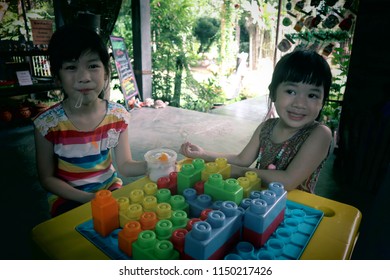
[321,46,351,132]
[0,1,54,41]
[150,0,202,106]
[193,17,220,54]
[182,74,225,112]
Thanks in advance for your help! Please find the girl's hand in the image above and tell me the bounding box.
[180,142,205,158]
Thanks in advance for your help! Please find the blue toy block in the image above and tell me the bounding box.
[229,200,324,260]
[177,159,205,194]
[182,188,213,218]
[184,201,243,260]
[204,174,243,205]
[242,182,287,247]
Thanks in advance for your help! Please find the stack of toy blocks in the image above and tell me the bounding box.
[237,171,261,198]
[204,173,243,205]
[131,207,189,260]
[177,157,232,194]
[201,157,231,182]
[177,158,205,194]
[91,190,119,237]
[182,188,214,218]
[183,200,244,260]
[91,182,191,259]
[157,171,178,194]
[241,182,287,248]
[132,230,180,260]
[90,165,289,260]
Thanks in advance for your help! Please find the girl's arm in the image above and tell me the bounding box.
[34,128,95,203]
[231,124,332,191]
[114,127,147,177]
[180,123,264,166]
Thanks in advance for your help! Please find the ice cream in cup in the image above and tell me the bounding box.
[144,148,177,182]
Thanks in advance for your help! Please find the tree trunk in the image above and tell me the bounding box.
[172,56,184,107]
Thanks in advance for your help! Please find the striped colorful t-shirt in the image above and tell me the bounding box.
[33,100,130,215]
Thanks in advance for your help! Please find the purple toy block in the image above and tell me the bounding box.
[184,201,243,260]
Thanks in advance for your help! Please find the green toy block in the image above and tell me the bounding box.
[177,158,205,194]
[204,174,243,204]
[132,230,179,260]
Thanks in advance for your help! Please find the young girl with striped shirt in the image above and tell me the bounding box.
[34,25,147,217]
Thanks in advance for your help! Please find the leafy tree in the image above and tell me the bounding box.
[193,17,220,54]
[150,0,200,107]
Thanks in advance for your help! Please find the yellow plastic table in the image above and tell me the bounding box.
[31,174,362,260]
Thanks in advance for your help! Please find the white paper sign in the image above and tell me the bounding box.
[16,70,33,86]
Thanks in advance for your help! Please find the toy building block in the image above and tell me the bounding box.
[142,195,158,212]
[170,228,188,257]
[194,181,204,194]
[200,208,213,220]
[184,201,243,260]
[132,230,179,260]
[143,182,158,196]
[119,203,143,227]
[129,189,144,204]
[156,188,171,203]
[170,210,189,231]
[237,171,261,198]
[117,196,130,228]
[169,194,189,214]
[242,182,287,248]
[214,157,231,179]
[201,162,218,182]
[91,190,119,237]
[118,220,142,257]
[177,158,205,194]
[169,171,178,194]
[186,217,202,231]
[204,174,243,205]
[156,202,172,219]
[155,219,173,240]
[201,157,231,182]
[182,188,213,218]
[157,171,178,195]
[139,211,159,230]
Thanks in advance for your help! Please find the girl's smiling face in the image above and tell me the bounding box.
[58,50,107,106]
[274,81,324,129]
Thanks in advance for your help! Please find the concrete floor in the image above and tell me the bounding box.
[0,95,378,259]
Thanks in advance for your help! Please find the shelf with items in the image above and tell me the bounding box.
[0,88,62,130]
[0,48,61,129]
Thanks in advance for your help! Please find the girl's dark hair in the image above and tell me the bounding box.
[268,50,332,106]
[48,24,110,98]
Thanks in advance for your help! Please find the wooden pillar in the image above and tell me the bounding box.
[131,0,152,100]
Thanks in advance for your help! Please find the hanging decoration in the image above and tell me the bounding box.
[276,0,358,55]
